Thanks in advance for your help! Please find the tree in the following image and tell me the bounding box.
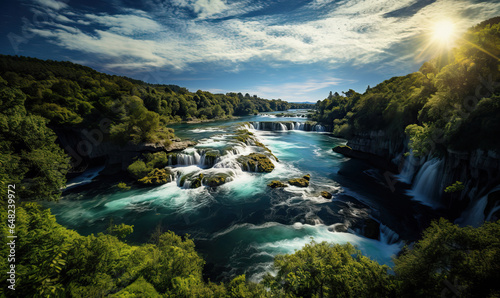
[394,219,500,297]
[263,241,397,297]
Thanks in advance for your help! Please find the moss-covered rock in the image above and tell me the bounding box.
[138,168,173,185]
[233,129,254,144]
[203,173,231,187]
[320,191,332,199]
[203,150,220,166]
[233,129,279,161]
[237,153,275,173]
[190,174,203,188]
[288,175,311,187]
[268,180,288,188]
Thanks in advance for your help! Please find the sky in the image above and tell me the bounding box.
[1,0,499,102]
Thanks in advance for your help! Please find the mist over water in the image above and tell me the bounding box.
[49,110,429,282]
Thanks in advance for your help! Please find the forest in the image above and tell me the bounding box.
[1,204,499,297]
[1,17,500,298]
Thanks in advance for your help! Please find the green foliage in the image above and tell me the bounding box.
[264,241,397,297]
[444,181,465,193]
[404,123,439,157]
[0,55,293,129]
[107,223,134,239]
[1,203,499,297]
[0,86,70,201]
[228,274,269,297]
[116,182,131,190]
[127,160,151,180]
[394,219,500,297]
[109,276,161,298]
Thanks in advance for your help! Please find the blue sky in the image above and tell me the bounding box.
[1,0,499,102]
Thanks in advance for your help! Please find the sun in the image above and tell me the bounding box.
[431,20,456,45]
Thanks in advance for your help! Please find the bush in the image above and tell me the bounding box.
[127,160,151,179]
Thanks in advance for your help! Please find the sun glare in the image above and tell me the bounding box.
[432,20,456,45]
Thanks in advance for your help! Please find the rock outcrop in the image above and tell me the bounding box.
[334,130,500,222]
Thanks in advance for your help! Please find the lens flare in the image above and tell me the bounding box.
[432,20,456,45]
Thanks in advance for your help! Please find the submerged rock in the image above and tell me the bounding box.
[288,174,311,187]
[268,180,288,188]
[237,153,275,173]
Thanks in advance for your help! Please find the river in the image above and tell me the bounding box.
[47,110,438,282]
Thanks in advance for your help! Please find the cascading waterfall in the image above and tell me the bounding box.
[397,151,420,184]
[250,121,328,132]
[379,223,400,244]
[407,158,445,208]
[294,122,305,130]
[313,124,325,132]
[169,130,279,188]
[456,185,500,227]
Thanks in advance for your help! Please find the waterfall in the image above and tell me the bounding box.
[456,185,500,227]
[314,124,325,132]
[250,121,319,131]
[397,151,420,184]
[278,123,287,131]
[379,223,400,244]
[407,158,445,208]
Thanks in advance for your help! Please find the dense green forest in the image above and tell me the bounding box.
[313,17,500,155]
[1,203,499,297]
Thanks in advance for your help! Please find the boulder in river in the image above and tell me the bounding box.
[288,174,311,187]
[268,180,288,188]
[203,173,231,187]
[320,191,332,199]
[237,153,275,173]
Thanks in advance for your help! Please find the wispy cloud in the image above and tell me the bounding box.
[32,0,68,10]
[83,13,162,35]
[26,0,500,73]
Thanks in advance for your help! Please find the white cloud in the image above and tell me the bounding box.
[83,13,162,35]
[33,0,68,10]
[28,0,500,72]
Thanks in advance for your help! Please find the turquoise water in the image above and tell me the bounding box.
[48,110,433,282]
